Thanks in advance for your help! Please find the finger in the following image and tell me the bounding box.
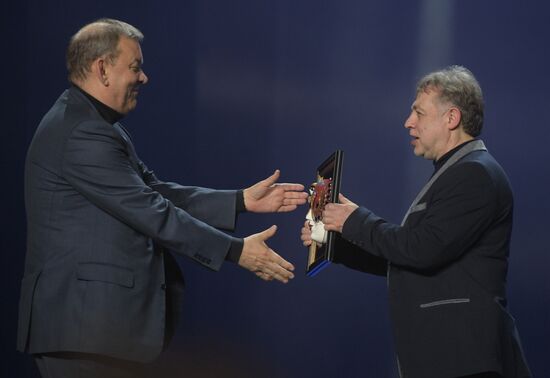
[323,204,340,218]
[301,225,311,235]
[323,222,339,232]
[324,203,335,211]
[256,250,295,281]
[274,273,291,284]
[277,205,298,213]
[257,225,277,240]
[301,234,312,246]
[261,169,281,187]
[301,233,312,243]
[282,199,307,208]
[339,193,351,204]
[270,250,295,272]
[264,264,294,283]
[256,260,291,282]
[256,272,273,281]
[283,197,308,206]
[282,191,309,200]
[278,183,306,192]
[269,273,289,284]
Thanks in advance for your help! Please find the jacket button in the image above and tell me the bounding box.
[160,283,166,290]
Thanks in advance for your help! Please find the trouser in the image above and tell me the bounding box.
[34,352,148,378]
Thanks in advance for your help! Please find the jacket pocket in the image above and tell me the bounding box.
[419,298,470,308]
[409,202,427,214]
[77,262,134,288]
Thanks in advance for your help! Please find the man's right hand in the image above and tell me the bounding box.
[239,225,295,283]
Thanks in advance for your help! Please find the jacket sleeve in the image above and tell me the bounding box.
[61,120,236,270]
[137,159,237,231]
[332,235,388,276]
[341,162,498,272]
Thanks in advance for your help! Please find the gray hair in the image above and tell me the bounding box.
[66,18,144,82]
[417,65,484,137]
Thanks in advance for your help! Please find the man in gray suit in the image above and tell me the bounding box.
[18,18,307,377]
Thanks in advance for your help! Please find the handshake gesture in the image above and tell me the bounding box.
[240,171,357,284]
[238,170,308,283]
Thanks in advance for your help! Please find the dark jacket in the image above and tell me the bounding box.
[18,87,239,362]
[337,144,531,377]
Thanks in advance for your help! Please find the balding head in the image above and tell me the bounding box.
[66,18,143,83]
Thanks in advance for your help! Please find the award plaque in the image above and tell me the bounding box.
[305,150,343,277]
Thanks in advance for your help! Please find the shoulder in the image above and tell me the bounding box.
[456,150,511,188]
[39,88,112,137]
[438,155,493,187]
[434,150,513,204]
[65,120,125,159]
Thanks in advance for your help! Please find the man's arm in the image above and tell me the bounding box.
[301,220,387,276]
[63,120,294,282]
[324,163,498,271]
[137,160,239,230]
[333,236,388,276]
[140,165,307,230]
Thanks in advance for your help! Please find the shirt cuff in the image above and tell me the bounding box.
[225,238,244,263]
[236,190,246,213]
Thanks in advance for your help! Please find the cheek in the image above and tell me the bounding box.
[416,124,426,136]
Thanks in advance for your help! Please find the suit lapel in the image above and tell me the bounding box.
[400,140,487,226]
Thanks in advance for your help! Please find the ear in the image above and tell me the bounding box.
[446,107,462,130]
[90,58,109,87]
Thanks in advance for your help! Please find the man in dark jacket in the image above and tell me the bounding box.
[302,66,531,378]
[19,18,307,377]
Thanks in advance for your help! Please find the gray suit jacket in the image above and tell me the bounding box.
[18,87,239,362]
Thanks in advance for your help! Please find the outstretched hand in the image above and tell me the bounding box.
[239,225,295,283]
[322,193,359,233]
[243,170,308,213]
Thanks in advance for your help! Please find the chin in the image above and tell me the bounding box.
[412,148,423,157]
[124,103,137,114]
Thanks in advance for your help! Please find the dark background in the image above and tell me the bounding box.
[3,1,549,377]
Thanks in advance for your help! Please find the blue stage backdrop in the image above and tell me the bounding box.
[3,1,549,377]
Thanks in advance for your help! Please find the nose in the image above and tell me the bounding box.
[404,112,415,129]
[140,71,149,84]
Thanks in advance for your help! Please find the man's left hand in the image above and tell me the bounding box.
[244,170,308,213]
[322,193,359,233]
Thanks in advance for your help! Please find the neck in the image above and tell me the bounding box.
[436,131,474,161]
[72,79,118,112]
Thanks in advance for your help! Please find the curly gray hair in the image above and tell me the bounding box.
[417,65,484,137]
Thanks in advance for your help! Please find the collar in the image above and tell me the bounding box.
[71,84,124,125]
[433,139,477,173]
